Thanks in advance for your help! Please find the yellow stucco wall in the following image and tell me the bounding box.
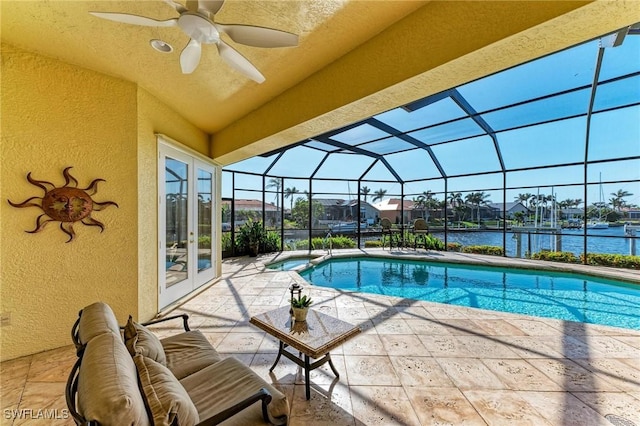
[0,43,210,361]
[136,88,210,322]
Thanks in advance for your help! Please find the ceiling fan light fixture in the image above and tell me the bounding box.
[150,39,173,53]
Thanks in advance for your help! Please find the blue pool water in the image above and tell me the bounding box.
[299,257,640,330]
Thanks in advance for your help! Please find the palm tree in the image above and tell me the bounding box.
[266,178,281,210]
[514,193,533,208]
[284,187,299,214]
[448,192,463,221]
[413,196,426,219]
[464,191,491,224]
[610,189,633,211]
[360,186,371,202]
[372,188,387,203]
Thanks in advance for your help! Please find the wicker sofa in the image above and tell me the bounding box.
[65,302,288,425]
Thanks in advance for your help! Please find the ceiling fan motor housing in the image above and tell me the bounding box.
[178,12,220,44]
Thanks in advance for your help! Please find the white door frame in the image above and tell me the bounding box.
[158,137,219,309]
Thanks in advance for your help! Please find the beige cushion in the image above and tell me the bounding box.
[180,357,289,426]
[133,354,200,426]
[161,330,222,380]
[77,301,120,344]
[77,332,150,426]
[124,316,167,365]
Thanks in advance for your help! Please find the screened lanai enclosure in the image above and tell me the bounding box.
[221,26,640,261]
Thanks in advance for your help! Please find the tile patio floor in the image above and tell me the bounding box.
[2,250,639,425]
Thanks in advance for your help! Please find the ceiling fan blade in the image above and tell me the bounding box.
[215,24,298,48]
[216,41,265,83]
[163,0,187,13]
[186,0,199,12]
[198,0,225,15]
[89,12,178,27]
[180,39,202,74]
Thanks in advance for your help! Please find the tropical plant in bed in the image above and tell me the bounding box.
[237,219,265,256]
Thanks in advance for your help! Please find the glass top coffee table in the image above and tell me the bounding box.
[250,306,361,400]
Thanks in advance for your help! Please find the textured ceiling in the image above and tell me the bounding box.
[0,0,426,133]
[3,1,638,166]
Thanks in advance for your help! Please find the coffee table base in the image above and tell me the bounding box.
[269,341,340,400]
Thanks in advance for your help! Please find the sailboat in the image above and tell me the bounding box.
[584,173,609,229]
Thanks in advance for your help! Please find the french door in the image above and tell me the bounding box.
[159,142,216,309]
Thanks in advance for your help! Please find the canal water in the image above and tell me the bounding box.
[431,227,636,257]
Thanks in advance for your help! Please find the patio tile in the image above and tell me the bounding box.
[0,356,31,413]
[27,346,75,383]
[372,318,415,335]
[417,335,475,358]
[405,318,453,335]
[527,358,621,391]
[571,358,640,392]
[528,335,604,359]
[217,332,265,354]
[289,382,355,426]
[436,358,506,391]
[14,382,71,426]
[454,335,521,359]
[572,335,640,358]
[463,389,554,425]
[517,391,610,425]
[350,385,421,426]
[441,319,488,336]
[344,356,400,386]
[481,359,563,391]
[342,334,386,355]
[471,319,528,336]
[496,335,565,358]
[404,387,487,425]
[571,391,640,426]
[423,304,470,319]
[379,334,429,356]
[507,318,564,336]
[391,305,434,320]
[389,356,454,387]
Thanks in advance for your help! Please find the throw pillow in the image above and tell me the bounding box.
[133,354,199,426]
[124,316,167,365]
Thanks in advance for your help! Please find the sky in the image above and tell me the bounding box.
[223,31,640,209]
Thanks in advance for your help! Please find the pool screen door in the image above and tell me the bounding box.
[159,142,216,308]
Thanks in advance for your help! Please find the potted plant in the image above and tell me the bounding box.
[290,295,313,322]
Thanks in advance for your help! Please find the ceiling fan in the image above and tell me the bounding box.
[90,0,298,83]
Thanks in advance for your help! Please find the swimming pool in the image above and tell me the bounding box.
[299,257,640,330]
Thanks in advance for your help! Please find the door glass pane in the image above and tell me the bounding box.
[165,157,188,287]
[197,168,213,273]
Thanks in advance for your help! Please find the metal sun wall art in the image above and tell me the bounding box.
[8,167,119,243]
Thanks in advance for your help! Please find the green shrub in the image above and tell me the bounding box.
[461,245,504,256]
[330,236,357,249]
[221,232,232,252]
[365,240,383,248]
[580,253,640,269]
[423,235,445,251]
[295,236,357,250]
[262,231,281,253]
[447,242,462,252]
[531,251,579,263]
